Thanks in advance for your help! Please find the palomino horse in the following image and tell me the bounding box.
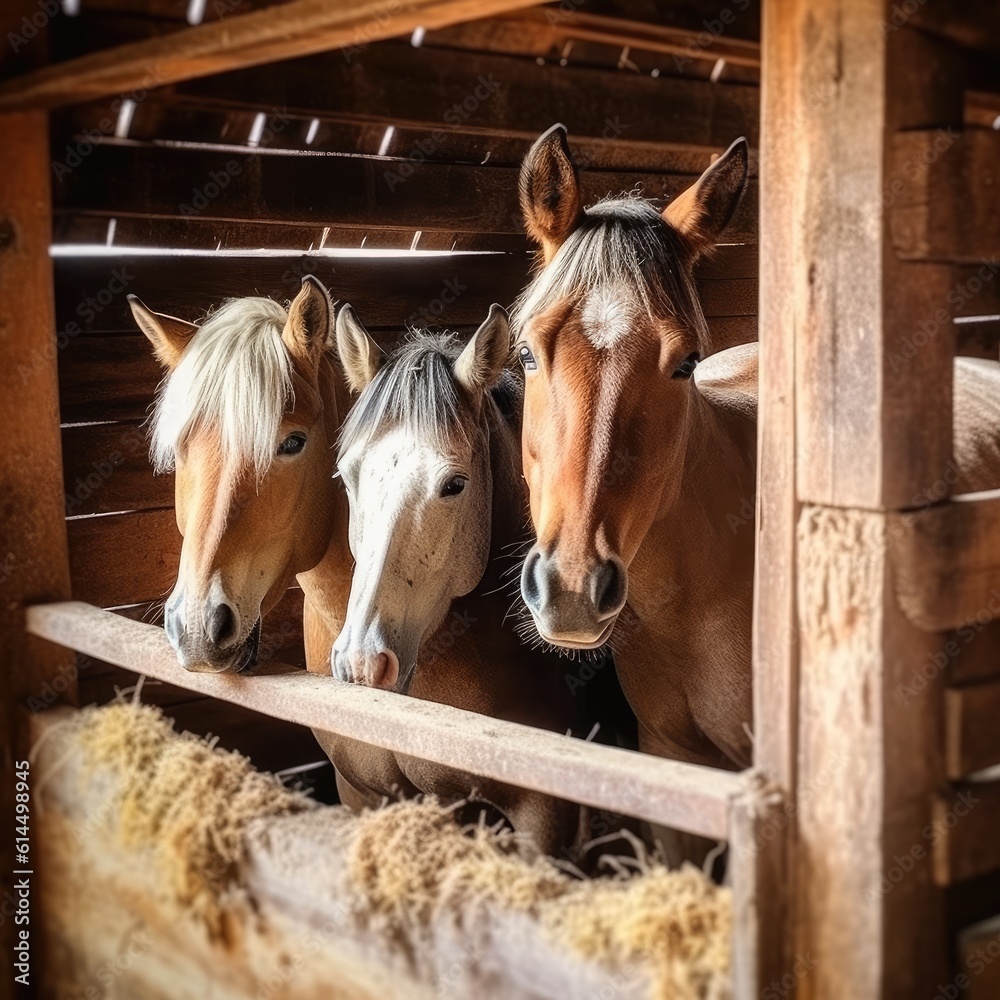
[133,278,424,812]
[331,304,585,854]
[511,124,1000,784]
[130,277,354,675]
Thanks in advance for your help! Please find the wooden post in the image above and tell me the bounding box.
[758,3,966,997]
[0,109,75,998]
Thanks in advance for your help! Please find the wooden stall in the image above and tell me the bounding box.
[1,0,999,997]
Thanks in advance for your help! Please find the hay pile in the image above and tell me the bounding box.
[347,801,731,1000]
[48,703,731,998]
[54,701,314,931]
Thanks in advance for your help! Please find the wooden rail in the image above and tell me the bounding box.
[26,601,748,839]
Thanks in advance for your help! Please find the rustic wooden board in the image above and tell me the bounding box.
[53,252,534,333]
[177,40,760,149]
[945,682,1000,779]
[27,601,749,837]
[53,141,759,241]
[53,248,757,333]
[60,334,163,423]
[957,917,1000,1000]
[891,130,1000,264]
[891,488,1000,633]
[62,420,173,516]
[932,781,1000,886]
[67,508,180,606]
[950,620,1000,686]
[0,0,550,110]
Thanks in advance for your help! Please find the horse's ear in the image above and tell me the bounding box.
[283,275,333,370]
[455,304,510,395]
[128,295,198,369]
[519,124,583,263]
[663,137,749,254]
[335,303,382,393]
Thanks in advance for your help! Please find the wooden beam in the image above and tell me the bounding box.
[0,107,76,1000]
[909,2,1000,54]
[54,141,758,240]
[891,488,1000,633]
[0,112,75,698]
[891,130,1000,264]
[945,681,1000,780]
[932,782,1000,886]
[759,12,965,997]
[958,917,1000,1000]
[25,601,749,838]
[178,38,760,150]
[0,0,546,111]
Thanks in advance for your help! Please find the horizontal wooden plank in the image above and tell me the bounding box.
[892,131,1000,264]
[909,2,1000,53]
[951,619,1000,685]
[946,681,1000,779]
[425,5,761,65]
[26,600,749,837]
[67,509,180,606]
[60,335,163,423]
[179,40,759,150]
[58,97,724,174]
[0,0,547,110]
[958,916,1000,1000]
[933,781,1000,886]
[951,261,1000,319]
[55,213,531,254]
[891,489,1000,632]
[62,420,172,516]
[53,252,534,333]
[55,141,758,241]
[54,247,757,333]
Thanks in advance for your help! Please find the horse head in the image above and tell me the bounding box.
[131,276,343,672]
[513,125,749,649]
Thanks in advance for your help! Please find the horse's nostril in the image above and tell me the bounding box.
[207,602,236,646]
[371,649,400,689]
[521,549,543,612]
[592,560,625,616]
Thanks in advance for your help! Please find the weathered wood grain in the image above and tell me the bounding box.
[932,781,1000,886]
[0,0,548,110]
[67,509,180,606]
[26,601,749,838]
[945,681,1000,780]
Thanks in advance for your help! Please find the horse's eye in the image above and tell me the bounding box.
[517,344,537,372]
[672,352,700,379]
[440,475,467,497]
[277,432,307,456]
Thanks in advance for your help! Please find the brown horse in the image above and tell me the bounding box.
[511,125,1000,791]
[511,126,757,773]
[330,304,587,853]
[130,277,354,676]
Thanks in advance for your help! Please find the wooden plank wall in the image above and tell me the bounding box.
[47,2,764,726]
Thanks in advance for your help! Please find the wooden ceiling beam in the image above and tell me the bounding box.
[0,0,544,111]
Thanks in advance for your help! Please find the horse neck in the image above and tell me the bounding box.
[476,397,529,595]
[296,353,354,652]
[638,387,756,596]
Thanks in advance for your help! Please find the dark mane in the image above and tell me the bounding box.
[337,331,522,458]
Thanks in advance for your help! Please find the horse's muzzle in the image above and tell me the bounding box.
[520,547,626,649]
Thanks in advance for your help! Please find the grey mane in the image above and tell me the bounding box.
[338,330,522,458]
[511,196,709,350]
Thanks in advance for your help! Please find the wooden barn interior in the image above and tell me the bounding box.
[2,1,1000,997]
